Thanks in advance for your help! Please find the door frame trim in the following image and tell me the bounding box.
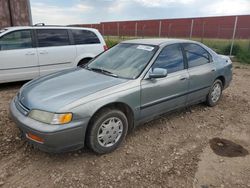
[140,85,210,110]
[0,62,71,71]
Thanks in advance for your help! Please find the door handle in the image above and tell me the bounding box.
[25,52,35,55]
[211,69,216,72]
[180,77,188,81]
[39,51,48,55]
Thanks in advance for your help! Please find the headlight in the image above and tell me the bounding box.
[28,110,72,125]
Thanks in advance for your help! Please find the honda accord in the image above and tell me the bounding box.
[10,39,232,154]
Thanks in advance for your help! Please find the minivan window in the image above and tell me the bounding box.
[0,30,32,51]
[183,43,210,68]
[152,44,184,74]
[37,29,70,47]
[72,29,100,45]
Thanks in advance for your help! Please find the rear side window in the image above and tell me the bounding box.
[0,30,32,51]
[72,29,100,45]
[37,29,70,47]
[183,43,210,68]
[152,44,184,74]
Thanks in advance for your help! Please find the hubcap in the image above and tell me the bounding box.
[97,117,123,147]
[211,83,222,103]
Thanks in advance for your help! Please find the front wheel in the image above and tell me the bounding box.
[206,79,223,107]
[86,108,128,154]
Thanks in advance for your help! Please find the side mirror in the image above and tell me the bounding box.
[149,68,167,79]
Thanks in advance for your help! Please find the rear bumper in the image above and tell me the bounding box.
[10,99,90,153]
[224,62,233,89]
[224,71,232,90]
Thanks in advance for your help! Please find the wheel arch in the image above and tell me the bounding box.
[77,57,93,66]
[215,75,225,88]
[86,102,135,134]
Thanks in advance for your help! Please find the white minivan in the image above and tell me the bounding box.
[0,26,107,83]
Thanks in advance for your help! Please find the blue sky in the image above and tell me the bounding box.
[30,0,250,25]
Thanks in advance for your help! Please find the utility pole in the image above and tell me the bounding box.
[27,0,33,25]
[117,22,119,37]
[190,19,194,39]
[230,16,238,56]
[159,21,162,37]
[7,0,13,26]
[135,22,138,37]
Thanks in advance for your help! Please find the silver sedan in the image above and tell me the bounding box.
[10,39,232,154]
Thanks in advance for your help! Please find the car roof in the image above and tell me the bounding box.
[122,38,198,46]
[4,26,99,32]
[122,38,218,58]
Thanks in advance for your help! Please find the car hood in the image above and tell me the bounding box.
[19,68,127,112]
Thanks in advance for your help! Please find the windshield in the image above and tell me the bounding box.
[87,43,158,79]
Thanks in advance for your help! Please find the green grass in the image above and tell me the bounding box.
[105,36,250,64]
[105,39,119,48]
[236,50,250,64]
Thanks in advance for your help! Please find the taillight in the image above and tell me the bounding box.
[103,45,108,51]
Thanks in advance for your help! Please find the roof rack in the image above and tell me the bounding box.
[34,23,45,26]
[33,23,69,27]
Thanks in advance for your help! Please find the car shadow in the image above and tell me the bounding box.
[0,81,27,91]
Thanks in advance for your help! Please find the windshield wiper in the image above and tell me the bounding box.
[86,67,118,77]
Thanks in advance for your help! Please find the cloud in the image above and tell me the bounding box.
[30,0,250,25]
[31,2,93,25]
[73,4,92,12]
[206,0,250,15]
[107,1,128,13]
[134,0,196,7]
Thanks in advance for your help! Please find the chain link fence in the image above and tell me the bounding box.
[79,16,250,58]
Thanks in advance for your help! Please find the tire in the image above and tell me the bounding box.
[206,79,223,107]
[86,108,128,154]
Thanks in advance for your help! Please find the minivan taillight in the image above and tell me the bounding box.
[103,45,108,51]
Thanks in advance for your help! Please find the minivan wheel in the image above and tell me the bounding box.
[206,79,223,107]
[86,108,128,154]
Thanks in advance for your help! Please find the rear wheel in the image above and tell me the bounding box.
[206,79,223,107]
[86,108,128,154]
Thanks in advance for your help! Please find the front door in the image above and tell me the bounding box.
[0,29,39,83]
[140,44,189,121]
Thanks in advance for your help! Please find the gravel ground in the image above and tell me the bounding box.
[0,62,249,188]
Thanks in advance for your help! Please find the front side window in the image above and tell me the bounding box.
[152,44,184,74]
[183,43,210,68]
[72,29,100,45]
[0,30,32,51]
[87,43,158,79]
[37,29,70,47]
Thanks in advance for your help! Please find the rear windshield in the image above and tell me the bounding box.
[72,29,100,44]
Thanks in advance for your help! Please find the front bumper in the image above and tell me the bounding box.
[10,99,90,153]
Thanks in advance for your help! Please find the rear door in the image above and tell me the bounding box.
[183,43,215,104]
[71,29,104,62]
[0,29,39,83]
[140,44,189,120]
[36,29,77,76]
